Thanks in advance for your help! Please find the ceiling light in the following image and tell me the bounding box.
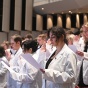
[69,11,72,13]
[62,12,64,14]
[52,12,54,14]
[42,8,44,10]
[79,12,81,13]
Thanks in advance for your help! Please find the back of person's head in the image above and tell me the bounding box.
[25,34,33,40]
[0,46,6,58]
[66,34,75,45]
[72,28,80,35]
[22,40,38,53]
[65,30,73,35]
[49,26,67,44]
[11,34,22,45]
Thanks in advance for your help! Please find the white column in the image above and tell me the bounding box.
[47,15,53,29]
[57,14,62,27]
[66,14,71,28]
[14,0,22,31]
[76,14,80,28]
[25,0,33,31]
[36,14,43,31]
[84,14,87,24]
[2,0,10,32]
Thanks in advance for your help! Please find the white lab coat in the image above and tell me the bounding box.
[76,37,88,85]
[9,47,23,66]
[7,47,23,88]
[80,39,88,85]
[43,44,77,88]
[9,54,42,88]
[33,44,56,69]
[0,57,8,88]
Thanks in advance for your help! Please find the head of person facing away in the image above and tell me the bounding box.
[0,46,6,58]
[10,34,22,50]
[24,33,33,41]
[22,40,38,54]
[81,22,88,42]
[72,28,80,41]
[48,26,67,47]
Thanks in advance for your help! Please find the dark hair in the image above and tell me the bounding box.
[72,28,80,35]
[22,40,38,53]
[48,27,67,44]
[25,34,33,40]
[0,46,6,58]
[11,34,22,45]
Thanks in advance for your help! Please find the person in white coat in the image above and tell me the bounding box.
[76,22,88,88]
[9,40,42,88]
[6,34,23,88]
[40,27,77,88]
[0,46,9,88]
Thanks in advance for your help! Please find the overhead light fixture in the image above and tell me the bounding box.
[69,11,71,13]
[52,12,54,14]
[42,8,44,10]
[62,12,64,14]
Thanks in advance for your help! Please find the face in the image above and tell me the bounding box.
[1,44,7,50]
[10,38,18,50]
[49,32,57,46]
[73,35,80,41]
[82,26,88,41]
[37,37,44,46]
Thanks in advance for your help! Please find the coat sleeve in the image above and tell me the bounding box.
[43,53,77,84]
[84,52,88,60]
[10,64,38,83]
[0,62,7,76]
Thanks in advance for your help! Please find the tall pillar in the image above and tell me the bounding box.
[76,14,80,28]
[2,0,10,32]
[66,14,71,28]
[25,0,33,31]
[57,14,62,27]
[47,15,53,29]
[84,13,87,24]
[14,0,22,31]
[36,14,43,31]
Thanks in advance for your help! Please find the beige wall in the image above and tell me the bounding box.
[14,0,22,31]
[36,14,43,31]
[25,0,33,31]
[2,0,10,32]
[84,14,88,24]
[0,32,7,44]
[57,14,62,27]
[76,14,80,28]
[47,15,53,29]
[66,14,71,28]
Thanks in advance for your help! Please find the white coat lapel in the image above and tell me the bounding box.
[48,44,67,68]
[15,47,22,57]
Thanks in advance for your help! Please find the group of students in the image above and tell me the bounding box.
[0,22,88,88]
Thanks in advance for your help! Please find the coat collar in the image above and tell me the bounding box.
[15,47,23,56]
[48,44,67,67]
[55,44,67,59]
